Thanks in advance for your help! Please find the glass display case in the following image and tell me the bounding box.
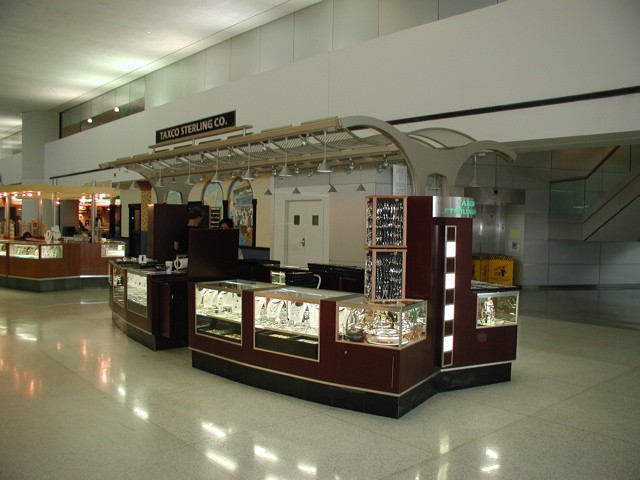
[101,241,126,258]
[8,243,63,259]
[126,269,149,317]
[111,263,125,308]
[476,291,519,328]
[195,279,274,345]
[254,286,354,360]
[336,297,427,348]
[0,242,6,256]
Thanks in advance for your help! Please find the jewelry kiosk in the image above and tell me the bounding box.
[187,196,519,418]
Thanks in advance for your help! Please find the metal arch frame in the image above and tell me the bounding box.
[100,115,516,194]
[340,116,517,196]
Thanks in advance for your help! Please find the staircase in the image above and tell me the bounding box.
[549,145,640,241]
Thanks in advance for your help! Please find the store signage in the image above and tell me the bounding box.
[155,111,236,143]
[392,164,408,195]
[433,196,477,218]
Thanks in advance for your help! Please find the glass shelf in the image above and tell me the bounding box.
[336,297,427,348]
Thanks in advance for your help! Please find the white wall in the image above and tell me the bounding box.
[41,0,640,284]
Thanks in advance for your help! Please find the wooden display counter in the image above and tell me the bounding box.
[109,261,189,350]
[0,240,125,291]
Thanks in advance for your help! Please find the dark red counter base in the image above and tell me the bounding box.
[433,363,512,392]
[191,350,512,418]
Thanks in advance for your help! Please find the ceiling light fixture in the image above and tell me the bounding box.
[328,172,337,193]
[356,165,366,192]
[155,168,165,188]
[184,155,195,186]
[317,130,332,173]
[242,143,255,181]
[212,159,222,183]
[292,187,300,194]
[278,137,292,177]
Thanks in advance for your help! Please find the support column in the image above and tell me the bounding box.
[21,111,59,184]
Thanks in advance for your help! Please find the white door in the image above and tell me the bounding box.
[285,199,324,267]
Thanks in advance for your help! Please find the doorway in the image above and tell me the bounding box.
[285,199,325,267]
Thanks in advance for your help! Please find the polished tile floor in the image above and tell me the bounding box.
[0,287,639,479]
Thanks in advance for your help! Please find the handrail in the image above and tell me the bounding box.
[550,146,620,183]
[549,144,638,216]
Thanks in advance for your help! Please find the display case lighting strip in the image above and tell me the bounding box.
[442,226,457,367]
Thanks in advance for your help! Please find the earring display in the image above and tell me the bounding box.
[364,250,406,302]
[364,196,408,303]
[365,196,407,248]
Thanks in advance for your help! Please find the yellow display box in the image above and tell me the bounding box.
[486,255,514,285]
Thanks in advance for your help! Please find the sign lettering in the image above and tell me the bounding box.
[155,111,236,143]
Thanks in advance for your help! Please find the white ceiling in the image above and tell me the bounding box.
[0,0,320,139]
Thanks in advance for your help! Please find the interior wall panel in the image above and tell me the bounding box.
[231,29,261,81]
[204,41,232,90]
[182,52,206,98]
[333,0,379,50]
[260,14,294,72]
[294,0,333,61]
[379,0,438,37]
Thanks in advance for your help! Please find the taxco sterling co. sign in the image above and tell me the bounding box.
[433,196,477,218]
[155,111,236,143]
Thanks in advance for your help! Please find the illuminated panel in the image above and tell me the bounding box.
[442,225,456,367]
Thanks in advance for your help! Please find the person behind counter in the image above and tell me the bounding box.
[173,207,204,257]
[20,232,32,240]
[218,218,233,229]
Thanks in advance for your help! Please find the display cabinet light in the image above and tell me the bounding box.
[114,106,120,113]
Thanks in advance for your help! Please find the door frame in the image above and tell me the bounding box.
[273,193,329,266]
